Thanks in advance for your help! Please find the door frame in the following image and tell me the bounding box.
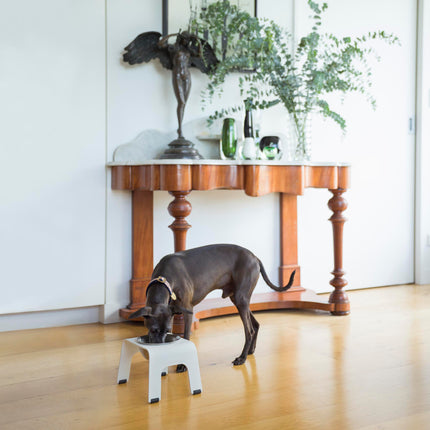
[415,0,430,284]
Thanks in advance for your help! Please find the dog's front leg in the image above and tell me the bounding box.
[176,311,194,373]
[182,311,193,340]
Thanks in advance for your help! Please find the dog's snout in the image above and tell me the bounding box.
[149,330,167,343]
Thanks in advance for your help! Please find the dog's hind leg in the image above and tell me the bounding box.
[231,260,260,365]
[248,313,260,355]
[231,295,255,366]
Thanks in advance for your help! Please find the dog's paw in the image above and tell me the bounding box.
[176,364,188,373]
[232,356,246,366]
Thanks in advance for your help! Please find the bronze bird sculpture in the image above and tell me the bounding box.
[123,31,218,159]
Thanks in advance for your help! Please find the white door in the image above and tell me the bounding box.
[296,0,417,291]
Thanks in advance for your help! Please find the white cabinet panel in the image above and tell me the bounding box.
[0,0,106,313]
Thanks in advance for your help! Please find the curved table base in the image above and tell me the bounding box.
[120,288,349,334]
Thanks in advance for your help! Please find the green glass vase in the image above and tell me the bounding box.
[220,118,237,160]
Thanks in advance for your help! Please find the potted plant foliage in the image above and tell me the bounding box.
[193,0,399,160]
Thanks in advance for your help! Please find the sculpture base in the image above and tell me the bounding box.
[159,137,203,160]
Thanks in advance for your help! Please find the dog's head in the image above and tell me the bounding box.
[129,303,192,343]
[129,305,172,343]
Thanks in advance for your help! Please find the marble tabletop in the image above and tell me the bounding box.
[107,159,351,167]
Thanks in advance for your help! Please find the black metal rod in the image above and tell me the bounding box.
[162,0,168,35]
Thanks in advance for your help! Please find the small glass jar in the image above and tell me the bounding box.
[259,135,282,160]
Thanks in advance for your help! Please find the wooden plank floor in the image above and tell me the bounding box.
[1,285,430,430]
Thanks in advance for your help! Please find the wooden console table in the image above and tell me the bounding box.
[109,160,351,331]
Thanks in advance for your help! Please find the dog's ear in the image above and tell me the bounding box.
[170,302,193,315]
[128,306,153,320]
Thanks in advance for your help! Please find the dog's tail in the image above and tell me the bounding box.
[259,259,296,292]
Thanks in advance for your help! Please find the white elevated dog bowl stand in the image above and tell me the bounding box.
[117,336,202,403]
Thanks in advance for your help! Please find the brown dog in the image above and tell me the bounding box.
[130,244,295,368]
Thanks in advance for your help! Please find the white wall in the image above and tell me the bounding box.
[104,0,295,316]
[0,0,424,331]
[105,0,417,318]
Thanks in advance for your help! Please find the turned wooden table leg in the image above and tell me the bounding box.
[168,191,192,334]
[328,188,350,315]
[168,191,192,252]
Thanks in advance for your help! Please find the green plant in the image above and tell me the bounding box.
[194,0,399,159]
[193,1,285,116]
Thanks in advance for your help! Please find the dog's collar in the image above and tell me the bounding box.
[146,276,177,301]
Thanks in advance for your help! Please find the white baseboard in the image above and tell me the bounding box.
[99,302,127,324]
[0,306,101,332]
[415,267,430,285]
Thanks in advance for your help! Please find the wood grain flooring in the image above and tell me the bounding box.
[1,285,429,430]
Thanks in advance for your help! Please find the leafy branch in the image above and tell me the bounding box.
[193,0,399,131]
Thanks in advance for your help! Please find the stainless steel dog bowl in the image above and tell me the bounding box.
[137,334,181,344]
